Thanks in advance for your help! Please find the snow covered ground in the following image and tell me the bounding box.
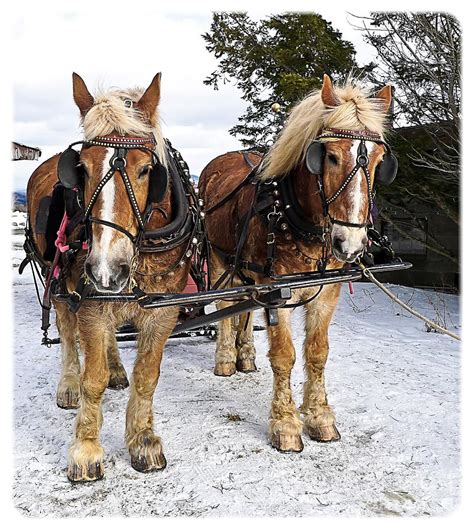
[12,219,461,517]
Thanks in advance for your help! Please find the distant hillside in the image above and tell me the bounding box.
[13,191,26,205]
[12,191,27,212]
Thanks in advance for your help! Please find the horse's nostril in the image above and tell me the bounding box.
[119,263,130,279]
[85,262,95,282]
[332,237,344,253]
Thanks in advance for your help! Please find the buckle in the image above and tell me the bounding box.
[71,290,81,302]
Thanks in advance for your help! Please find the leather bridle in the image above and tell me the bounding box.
[68,136,159,246]
[314,128,391,229]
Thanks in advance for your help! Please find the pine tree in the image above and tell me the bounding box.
[203,12,373,147]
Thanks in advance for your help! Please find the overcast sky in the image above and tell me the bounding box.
[12,6,375,190]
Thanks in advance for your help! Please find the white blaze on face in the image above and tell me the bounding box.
[88,149,133,289]
[330,140,372,261]
[93,148,116,288]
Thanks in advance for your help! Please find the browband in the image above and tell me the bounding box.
[319,128,382,140]
[83,135,157,149]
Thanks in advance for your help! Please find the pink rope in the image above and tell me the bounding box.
[53,212,88,278]
[55,212,70,253]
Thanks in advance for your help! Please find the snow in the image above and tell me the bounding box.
[12,214,460,516]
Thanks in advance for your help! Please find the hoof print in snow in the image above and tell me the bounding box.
[271,433,304,453]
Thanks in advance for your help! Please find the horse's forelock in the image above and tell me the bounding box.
[259,80,388,180]
[81,87,167,166]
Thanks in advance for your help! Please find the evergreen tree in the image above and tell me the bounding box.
[358,12,460,263]
[203,12,372,147]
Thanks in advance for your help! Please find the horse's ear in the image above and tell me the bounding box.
[321,74,339,107]
[72,72,94,117]
[137,73,162,121]
[376,85,392,113]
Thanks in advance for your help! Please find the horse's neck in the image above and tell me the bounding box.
[290,165,325,225]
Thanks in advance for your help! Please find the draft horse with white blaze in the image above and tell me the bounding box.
[26,73,197,481]
[199,75,397,452]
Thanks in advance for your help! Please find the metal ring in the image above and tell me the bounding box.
[111,156,126,169]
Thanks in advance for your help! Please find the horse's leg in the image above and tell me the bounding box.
[267,309,303,452]
[106,333,129,390]
[67,318,110,482]
[301,284,341,442]
[235,311,257,373]
[55,302,81,409]
[126,307,178,472]
[209,251,239,376]
[214,303,238,376]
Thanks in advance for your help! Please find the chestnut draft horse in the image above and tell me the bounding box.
[199,75,395,452]
[26,73,195,481]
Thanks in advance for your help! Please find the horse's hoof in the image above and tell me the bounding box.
[56,386,80,409]
[271,433,304,453]
[306,423,341,442]
[236,358,257,373]
[129,432,167,473]
[67,461,104,483]
[68,440,105,482]
[214,362,236,377]
[131,453,167,473]
[107,367,129,390]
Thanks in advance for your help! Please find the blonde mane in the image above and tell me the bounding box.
[259,81,389,179]
[81,86,166,165]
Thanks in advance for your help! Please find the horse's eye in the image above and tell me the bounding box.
[139,165,152,178]
[327,153,338,165]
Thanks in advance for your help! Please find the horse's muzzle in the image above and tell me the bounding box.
[85,260,130,293]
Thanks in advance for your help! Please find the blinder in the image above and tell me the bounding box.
[305,141,325,175]
[148,162,169,204]
[58,148,82,189]
[375,147,398,185]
